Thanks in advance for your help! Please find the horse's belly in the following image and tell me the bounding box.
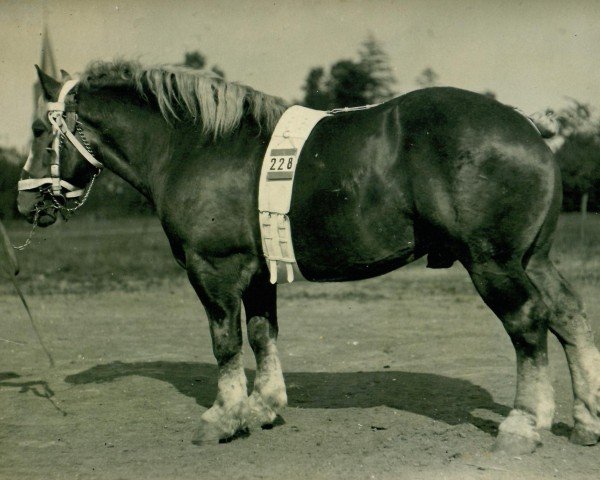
[296,247,417,282]
[287,103,417,282]
[290,203,417,282]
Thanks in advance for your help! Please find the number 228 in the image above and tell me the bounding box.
[270,157,294,171]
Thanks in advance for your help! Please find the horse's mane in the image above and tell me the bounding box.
[80,60,288,138]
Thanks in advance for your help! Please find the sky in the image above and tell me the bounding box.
[1,0,600,148]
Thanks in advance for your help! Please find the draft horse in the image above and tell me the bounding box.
[18,61,600,454]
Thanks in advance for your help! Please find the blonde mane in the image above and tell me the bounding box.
[81,60,288,138]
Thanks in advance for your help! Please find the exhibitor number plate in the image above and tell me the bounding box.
[267,148,298,181]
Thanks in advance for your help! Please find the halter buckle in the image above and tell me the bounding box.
[51,192,67,207]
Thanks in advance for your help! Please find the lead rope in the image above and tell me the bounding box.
[12,209,41,251]
[8,272,55,367]
[7,207,55,367]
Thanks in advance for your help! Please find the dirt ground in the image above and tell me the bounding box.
[1,216,600,479]
[0,215,600,480]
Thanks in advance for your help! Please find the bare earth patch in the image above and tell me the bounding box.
[1,214,599,479]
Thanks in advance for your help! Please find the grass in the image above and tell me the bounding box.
[553,212,600,284]
[4,216,179,295]
[2,212,599,296]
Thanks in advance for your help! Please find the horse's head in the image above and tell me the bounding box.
[17,67,103,227]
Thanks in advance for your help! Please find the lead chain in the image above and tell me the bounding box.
[12,209,40,251]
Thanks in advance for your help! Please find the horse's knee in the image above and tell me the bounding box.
[208,321,243,366]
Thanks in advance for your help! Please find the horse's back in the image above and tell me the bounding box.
[290,87,559,281]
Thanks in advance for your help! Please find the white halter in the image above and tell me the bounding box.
[18,79,103,199]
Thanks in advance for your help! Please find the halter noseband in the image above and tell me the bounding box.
[18,79,103,201]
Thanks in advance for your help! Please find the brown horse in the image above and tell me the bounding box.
[17,61,600,454]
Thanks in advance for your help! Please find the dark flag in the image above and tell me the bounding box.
[33,26,58,110]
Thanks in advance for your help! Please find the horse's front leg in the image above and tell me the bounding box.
[243,272,287,429]
[185,251,255,445]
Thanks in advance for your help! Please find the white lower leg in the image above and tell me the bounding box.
[495,355,554,453]
[200,353,248,436]
[247,341,287,427]
[518,363,555,430]
[567,344,600,438]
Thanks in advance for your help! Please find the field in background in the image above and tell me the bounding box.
[1,212,599,480]
[3,212,600,296]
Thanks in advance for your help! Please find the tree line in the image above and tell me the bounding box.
[1,36,598,220]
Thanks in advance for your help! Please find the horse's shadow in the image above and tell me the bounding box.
[64,360,519,436]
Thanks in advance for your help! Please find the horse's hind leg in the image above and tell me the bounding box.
[526,255,600,445]
[243,273,287,429]
[467,259,554,454]
[186,252,254,445]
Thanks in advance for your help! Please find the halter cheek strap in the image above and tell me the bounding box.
[18,78,103,199]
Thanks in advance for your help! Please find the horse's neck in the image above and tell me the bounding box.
[93,103,264,206]
[92,104,170,200]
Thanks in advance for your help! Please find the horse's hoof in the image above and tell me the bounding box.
[191,420,224,446]
[262,414,286,430]
[246,392,278,430]
[570,424,600,446]
[246,410,276,430]
[493,432,541,455]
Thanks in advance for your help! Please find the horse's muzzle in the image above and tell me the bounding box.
[17,191,57,227]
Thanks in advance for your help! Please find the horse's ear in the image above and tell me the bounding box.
[35,65,61,100]
[60,69,71,81]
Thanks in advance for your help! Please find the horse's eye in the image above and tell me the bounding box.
[32,120,47,138]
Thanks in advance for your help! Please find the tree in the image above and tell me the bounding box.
[550,98,600,246]
[555,132,600,242]
[358,34,396,102]
[556,132,600,212]
[327,60,372,107]
[301,35,397,109]
[481,90,497,100]
[554,99,600,211]
[556,98,594,136]
[301,67,330,110]
[181,50,225,78]
[183,51,206,70]
[415,67,439,88]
